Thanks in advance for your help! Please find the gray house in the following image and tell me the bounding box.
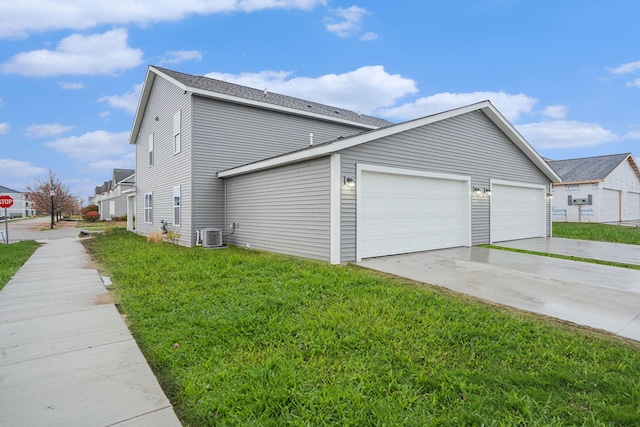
[94,169,135,220]
[548,153,640,223]
[130,66,560,263]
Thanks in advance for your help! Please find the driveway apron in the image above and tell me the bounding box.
[358,245,640,342]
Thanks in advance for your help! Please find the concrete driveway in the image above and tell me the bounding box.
[358,238,640,342]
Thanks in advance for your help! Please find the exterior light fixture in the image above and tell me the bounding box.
[473,187,482,195]
[484,188,492,196]
[49,190,55,229]
[343,176,356,187]
[547,193,553,199]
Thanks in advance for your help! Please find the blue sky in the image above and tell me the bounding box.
[1,0,639,199]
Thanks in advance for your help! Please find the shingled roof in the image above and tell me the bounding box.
[547,153,633,182]
[152,66,393,129]
[0,185,21,193]
[113,168,135,185]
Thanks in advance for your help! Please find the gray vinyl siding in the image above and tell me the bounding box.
[133,76,192,245]
[225,157,332,261]
[339,110,551,262]
[191,95,370,244]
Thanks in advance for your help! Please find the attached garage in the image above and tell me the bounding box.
[356,165,470,260]
[602,189,621,222]
[490,180,547,243]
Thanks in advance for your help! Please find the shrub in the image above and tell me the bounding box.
[84,211,100,222]
[82,204,99,215]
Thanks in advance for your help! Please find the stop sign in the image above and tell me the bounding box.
[0,195,14,209]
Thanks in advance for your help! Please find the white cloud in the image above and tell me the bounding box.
[0,158,47,177]
[0,122,9,135]
[86,151,135,172]
[607,61,640,75]
[2,29,143,76]
[516,120,619,149]
[205,66,418,115]
[541,105,568,120]
[325,6,369,38]
[160,50,203,65]
[25,123,74,138]
[379,91,538,123]
[626,78,640,88]
[624,130,640,140]
[360,32,378,41]
[59,82,85,90]
[0,0,327,38]
[43,130,131,161]
[98,83,143,114]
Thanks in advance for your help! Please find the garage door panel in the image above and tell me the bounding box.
[602,189,621,222]
[491,183,546,243]
[628,193,640,220]
[358,171,470,259]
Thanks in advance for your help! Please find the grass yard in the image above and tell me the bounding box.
[0,241,40,290]
[553,222,640,245]
[84,229,640,426]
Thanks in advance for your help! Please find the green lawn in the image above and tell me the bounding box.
[553,222,640,245]
[0,241,40,290]
[84,230,640,426]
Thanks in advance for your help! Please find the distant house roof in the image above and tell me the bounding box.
[0,185,21,193]
[113,168,135,185]
[547,153,638,183]
[219,100,562,183]
[130,66,393,144]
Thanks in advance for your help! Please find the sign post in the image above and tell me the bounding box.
[0,195,14,244]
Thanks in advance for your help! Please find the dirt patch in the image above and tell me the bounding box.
[95,292,114,305]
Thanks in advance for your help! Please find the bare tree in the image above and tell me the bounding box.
[25,170,79,218]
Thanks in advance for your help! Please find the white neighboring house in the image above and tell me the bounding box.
[548,153,640,223]
[0,185,35,218]
[95,169,135,221]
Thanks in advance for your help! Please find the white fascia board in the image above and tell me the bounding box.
[129,68,158,145]
[219,102,491,178]
[330,154,341,265]
[480,104,562,183]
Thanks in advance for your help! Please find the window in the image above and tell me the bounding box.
[148,133,154,166]
[173,110,181,154]
[144,192,153,223]
[173,185,181,226]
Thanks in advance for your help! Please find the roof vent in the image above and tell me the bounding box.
[264,88,268,97]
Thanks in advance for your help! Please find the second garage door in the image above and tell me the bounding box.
[491,180,547,243]
[602,189,621,222]
[357,167,470,260]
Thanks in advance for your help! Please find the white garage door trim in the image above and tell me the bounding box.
[490,179,547,244]
[602,188,621,222]
[356,164,471,262]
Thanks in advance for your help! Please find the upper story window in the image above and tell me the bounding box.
[148,133,154,166]
[173,110,181,154]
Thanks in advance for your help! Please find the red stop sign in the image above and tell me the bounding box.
[0,195,14,208]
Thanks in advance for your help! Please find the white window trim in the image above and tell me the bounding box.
[173,111,181,154]
[172,185,181,227]
[148,133,154,167]
[144,192,153,224]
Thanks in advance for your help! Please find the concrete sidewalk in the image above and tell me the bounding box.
[498,237,640,267]
[0,237,182,426]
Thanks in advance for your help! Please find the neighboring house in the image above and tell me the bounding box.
[130,66,560,264]
[548,153,640,223]
[97,169,135,221]
[0,185,35,218]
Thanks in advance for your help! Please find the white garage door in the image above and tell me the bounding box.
[491,181,546,243]
[628,192,640,220]
[357,167,470,260]
[602,189,621,222]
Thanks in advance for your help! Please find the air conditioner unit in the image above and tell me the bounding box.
[202,228,223,248]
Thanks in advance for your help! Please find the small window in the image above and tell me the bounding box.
[173,185,181,226]
[148,133,154,166]
[173,111,181,154]
[144,192,153,223]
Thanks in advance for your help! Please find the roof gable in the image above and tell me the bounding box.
[218,101,561,183]
[130,66,392,144]
[547,153,635,183]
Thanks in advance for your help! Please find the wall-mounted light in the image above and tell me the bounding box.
[547,193,553,199]
[473,187,482,195]
[343,176,356,187]
[484,188,492,196]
